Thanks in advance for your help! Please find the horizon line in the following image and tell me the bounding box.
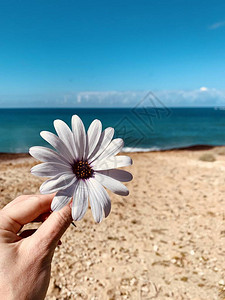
[0,106,223,109]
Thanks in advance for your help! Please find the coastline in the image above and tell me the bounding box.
[0,143,225,158]
[0,148,225,299]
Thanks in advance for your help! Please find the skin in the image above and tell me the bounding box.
[0,194,73,300]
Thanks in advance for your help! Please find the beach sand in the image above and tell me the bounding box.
[0,148,225,300]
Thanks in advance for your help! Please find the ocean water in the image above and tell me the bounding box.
[1,107,225,153]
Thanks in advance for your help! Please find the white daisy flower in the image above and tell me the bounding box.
[29,115,133,223]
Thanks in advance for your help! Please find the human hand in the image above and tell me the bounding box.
[0,194,73,300]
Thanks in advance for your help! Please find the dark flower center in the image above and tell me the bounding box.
[72,160,94,179]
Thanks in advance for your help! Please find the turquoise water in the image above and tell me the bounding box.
[1,107,225,153]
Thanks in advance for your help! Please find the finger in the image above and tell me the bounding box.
[2,194,33,210]
[19,229,62,246]
[0,194,55,233]
[32,212,51,223]
[32,203,72,251]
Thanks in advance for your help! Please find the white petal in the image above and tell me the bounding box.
[51,184,75,211]
[40,131,74,164]
[31,162,73,177]
[88,127,114,162]
[92,138,124,164]
[93,155,133,171]
[29,146,69,165]
[94,172,129,196]
[87,178,111,220]
[71,115,86,160]
[85,119,102,158]
[85,179,103,223]
[54,119,77,159]
[72,180,88,221]
[40,173,76,194]
[96,169,133,182]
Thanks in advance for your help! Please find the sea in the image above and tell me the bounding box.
[1,107,225,153]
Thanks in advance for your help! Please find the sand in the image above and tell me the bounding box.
[0,148,225,300]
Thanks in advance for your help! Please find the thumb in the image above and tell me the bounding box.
[31,204,73,252]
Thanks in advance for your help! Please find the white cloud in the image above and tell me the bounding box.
[2,88,225,107]
[65,89,225,107]
[77,94,82,103]
[199,87,208,92]
[156,88,225,107]
[63,94,72,103]
[209,21,225,30]
[76,91,143,107]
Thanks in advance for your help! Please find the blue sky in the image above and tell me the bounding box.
[1,0,225,107]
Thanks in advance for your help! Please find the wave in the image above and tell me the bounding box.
[122,147,161,152]
[122,143,225,153]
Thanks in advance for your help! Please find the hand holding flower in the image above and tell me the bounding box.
[0,194,72,300]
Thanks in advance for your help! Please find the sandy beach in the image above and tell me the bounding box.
[0,148,225,300]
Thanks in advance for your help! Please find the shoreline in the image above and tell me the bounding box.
[1,144,225,160]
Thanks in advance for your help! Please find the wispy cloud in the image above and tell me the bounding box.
[1,88,225,107]
[209,21,225,30]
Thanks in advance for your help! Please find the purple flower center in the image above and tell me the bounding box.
[72,160,94,179]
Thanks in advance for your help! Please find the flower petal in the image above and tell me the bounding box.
[54,119,77,159]
[51,184,75,211]
[87,178,111,220]
[88,127,114,162]
[29,146,69,165]
[85,179,102,223]
[40,173,76,194]
[31,162,73,177]
[93,155,133,171]
[96,169,133,182]
[92,138,124,164]
[85,119,102,158]
[94,173,129,196]
[40,131,74,164]
[71,115,86,160]
[72,180,88,221]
